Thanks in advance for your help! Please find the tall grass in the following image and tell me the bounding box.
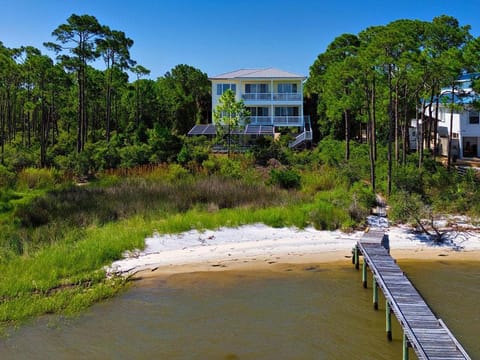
[0,159,376,327]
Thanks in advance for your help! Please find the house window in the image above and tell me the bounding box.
[247,107,269,116]
[245,83,269,93]
[469,111,479,124]
[277,83,298,93]
[216,83,236,95]
[275,107,299,116]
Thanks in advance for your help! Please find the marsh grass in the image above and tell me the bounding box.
[0,171,306,326]
[0,161,373,328]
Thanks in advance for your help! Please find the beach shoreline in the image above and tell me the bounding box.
[107,222,480,280]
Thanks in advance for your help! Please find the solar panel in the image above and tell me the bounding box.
[202,124,217,135]
[245,125,274,135]
[188,124,217,135]
[189,124,274,136]
[259,125,274,135]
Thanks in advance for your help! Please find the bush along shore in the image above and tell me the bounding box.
[1,140,480,329]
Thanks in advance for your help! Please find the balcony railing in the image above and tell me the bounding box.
[242,93,302,102]
[248,115,306,126]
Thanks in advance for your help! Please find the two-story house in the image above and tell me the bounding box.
[189,68,312,148]
[426,73,480,159]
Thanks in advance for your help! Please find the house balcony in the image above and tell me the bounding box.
[242,93,302,102]
[248,115,308,127]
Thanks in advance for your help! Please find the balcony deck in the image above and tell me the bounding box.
[248,115,307,127]
[242,92,302,102]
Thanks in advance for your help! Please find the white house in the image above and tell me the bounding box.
[189,68,312,148]
[422,73,480,159]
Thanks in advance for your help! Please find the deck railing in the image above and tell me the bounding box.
[242,93,301,102]
[248,115,306,126]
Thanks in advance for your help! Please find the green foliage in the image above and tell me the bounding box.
[147,126,183,163]
[2,144,37,171]
[309,200,350,231]
[176,136,210,168]
[17,168,61,190]
[218,157,243,180]
[389,190,426,224]
[393,163,425,195]
[249,136,288,166]
[348,182,376,222]
[269,168,301,190]
[119,143,150,168]
[315,139,345,166]
[0,165,15,188]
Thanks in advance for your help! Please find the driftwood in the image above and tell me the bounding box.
[412,215,478,244]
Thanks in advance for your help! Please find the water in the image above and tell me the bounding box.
[0,261,478,359]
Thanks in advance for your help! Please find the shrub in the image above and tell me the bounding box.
[249,136,287,166]
[119,144,150,168]
[218,158,243,179]
[0,165,16,188]
[17,168,59,190]
[165,164,191,182]
[269,168,301,189]
[202,158,219,175]
[309,200,348,230]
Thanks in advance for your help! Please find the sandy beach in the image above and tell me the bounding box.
[107,216,480,278]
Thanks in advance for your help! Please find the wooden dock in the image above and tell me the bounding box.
[353,229,471,360]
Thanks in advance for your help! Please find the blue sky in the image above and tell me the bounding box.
[1,0,479,80]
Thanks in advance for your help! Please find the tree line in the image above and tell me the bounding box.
[1,14,480,183]
[305,15,480,194]
[0,14,211,173]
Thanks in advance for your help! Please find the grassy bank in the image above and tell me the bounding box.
[0,159,377,329]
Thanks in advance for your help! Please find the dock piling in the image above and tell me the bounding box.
[386,301,392,341]
[362,259,367,288]
[402,333,410,360]
[354,245,359,270]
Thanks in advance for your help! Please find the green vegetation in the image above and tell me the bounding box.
[2,13,480,330]
[1,138,480,329]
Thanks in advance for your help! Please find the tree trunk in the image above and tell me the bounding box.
[105,62,113,142]
[394,85,399,162]
[418,99,425,168]
[367,94,376,193]
[433,95,440,159]
[345,109,350,161]
[402,86,408,165]
[372,75,377,161]
[447,84,455,169]
[387,65,394,196]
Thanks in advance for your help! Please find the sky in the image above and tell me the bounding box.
[1,0,480,80]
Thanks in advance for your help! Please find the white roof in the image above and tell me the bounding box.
[210,68,305,80]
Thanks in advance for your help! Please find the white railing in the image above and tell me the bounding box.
[242,93,272,101]
[273,93,301,101]
[289,130,313,148]
[242,93,302,102]
[248,116,305,126]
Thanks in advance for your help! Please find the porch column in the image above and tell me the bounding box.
[271,80,274,125]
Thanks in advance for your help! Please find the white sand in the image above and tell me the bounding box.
[106,215,480,277]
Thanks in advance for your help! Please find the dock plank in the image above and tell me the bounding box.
[356,232,471,360]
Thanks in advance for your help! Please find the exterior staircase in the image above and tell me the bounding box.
[289,117,313,148]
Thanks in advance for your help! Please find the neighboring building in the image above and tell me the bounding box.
[420,73,480,159]
[189,68,312,148]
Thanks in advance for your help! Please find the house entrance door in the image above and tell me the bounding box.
[462,137,478,158]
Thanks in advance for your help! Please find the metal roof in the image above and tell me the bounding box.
[210,68,305,80]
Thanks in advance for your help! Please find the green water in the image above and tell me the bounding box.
[0,261,478,359]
